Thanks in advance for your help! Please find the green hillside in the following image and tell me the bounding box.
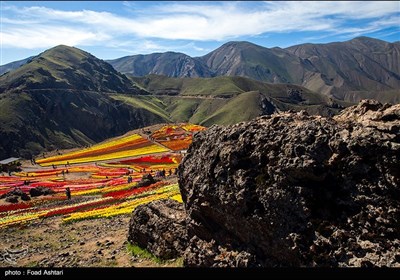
[0,45,139,94]
[130,74,343,124]
[200,91,263,126]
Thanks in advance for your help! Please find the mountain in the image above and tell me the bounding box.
[286,37,400,100]
[199,41,312,85]
[0,45,167,159]
[107,37,400,103]
[107,52,213,78]
[0,57,33,75]
[0,45,142,94]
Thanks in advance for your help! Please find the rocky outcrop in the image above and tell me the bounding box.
[135,174,156,188]
[5,196,19,203]
[29,187,56,197]
[178,99,400,267]
[1,187,31,202]
[127,199,187,259]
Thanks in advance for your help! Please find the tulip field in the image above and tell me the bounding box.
[152,123,206,151]
[0,123,205,228]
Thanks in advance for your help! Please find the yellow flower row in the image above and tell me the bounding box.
[0,197,112,228]
[170,194,183,203]
[98,163,132,169]
[37,134,144,166]
[63,184,180,222]
[72,181,135,196]
[39,144,169,166]
[181,123,206,132]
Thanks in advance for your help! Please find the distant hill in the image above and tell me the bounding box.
[107,52,213,78]
[0,57,33,75]
[199,41,310,85]
[286,37,400,100]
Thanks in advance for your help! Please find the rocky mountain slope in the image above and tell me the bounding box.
[107,52,213,78]
[0,57,33,76]
[128,99,400,267]
[286,36,400,99]
[199,41,309,84]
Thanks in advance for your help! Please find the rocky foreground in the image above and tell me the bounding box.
[128,99,400,267]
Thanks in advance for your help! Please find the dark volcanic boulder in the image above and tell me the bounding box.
[29,187,56,197]
[136,173,156,188]
[179,99,400,267]
[128,199,187,259]
[0,187,25,199]
[5,195,19,203]
[1,187,30,201]
[20,192,31,201]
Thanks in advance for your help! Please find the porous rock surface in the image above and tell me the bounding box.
[179,99,400,267]
[128,99,400,267]
[127,199,187,260]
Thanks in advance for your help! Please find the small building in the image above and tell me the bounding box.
[0,157,20,172]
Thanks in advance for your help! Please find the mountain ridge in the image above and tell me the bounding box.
[105,36,400,102]
[3,37,399,103]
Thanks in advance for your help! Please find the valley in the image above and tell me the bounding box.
[0,123,202,267]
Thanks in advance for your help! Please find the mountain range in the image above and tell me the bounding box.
[0,36,399,159]
[106,36,400,103]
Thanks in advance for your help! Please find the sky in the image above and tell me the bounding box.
[0,1,399,65]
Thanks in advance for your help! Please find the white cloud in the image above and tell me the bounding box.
[1,25,110,49]
[1,1,398,49]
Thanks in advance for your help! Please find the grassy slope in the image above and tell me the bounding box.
[0,46,86,88]
[133,74,330,102]
[131,75,245,97]
[130,74,345,125]
[111,95,172,122]
[200,91,262,126]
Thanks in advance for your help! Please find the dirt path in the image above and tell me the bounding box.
[0,215,179,267]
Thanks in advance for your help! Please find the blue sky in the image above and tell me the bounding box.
[1,1,399,64]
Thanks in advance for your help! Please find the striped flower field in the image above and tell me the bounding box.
[0,123,205,228]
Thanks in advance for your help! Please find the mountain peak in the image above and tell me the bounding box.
[40,44,92,61]
[50,44,75,50]
[350,36,383,42]
[220,41,263,49]
[0,44,139,94]
[346,36,393,52]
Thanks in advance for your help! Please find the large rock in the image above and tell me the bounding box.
[0,187,25,199]
[1,187,30,201]
[5,195,19,203]
[29,187,56,197]
[128,199,187,259]
[178,99,400,267]
[135,173,156,188]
